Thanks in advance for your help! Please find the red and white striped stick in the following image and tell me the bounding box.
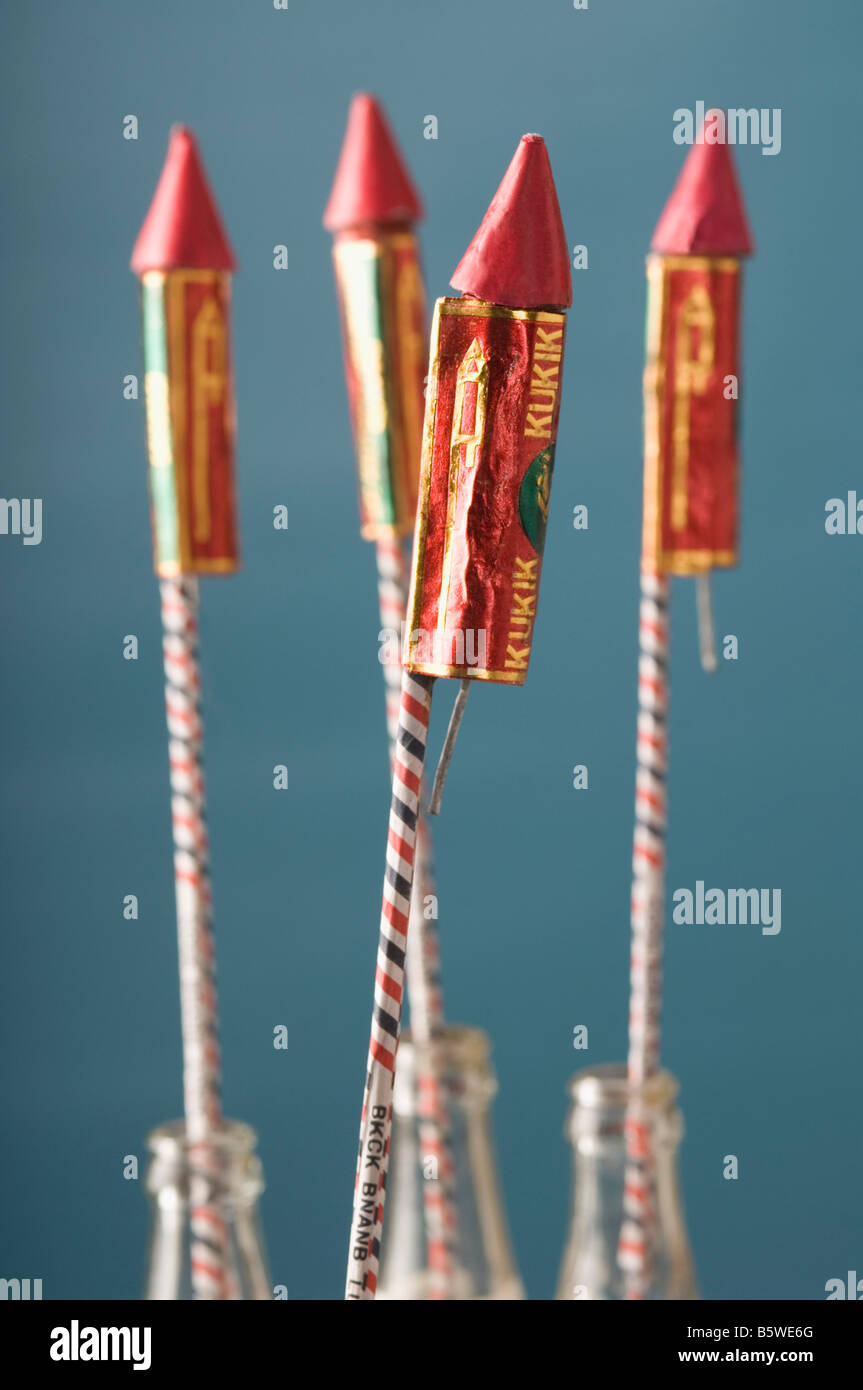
[405,826,459,1297]
[375,536,409,754]
[345,669,434,1299]
[160,576,230,1300]
[375,537,457,1297]
[618,569,670,1298]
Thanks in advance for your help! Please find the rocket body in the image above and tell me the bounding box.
[141,269,238,576]
[405,296,566,684]
[332,228,426,538]
[642,254,741,576]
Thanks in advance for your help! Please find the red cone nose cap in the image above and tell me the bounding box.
[450,135,572,310]
[651,127,754,257]
[131,126,237,274]
[323,93,423,231]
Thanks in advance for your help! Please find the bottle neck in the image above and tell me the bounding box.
[557,1065,697,1300]
[145,1119,265,1207]
[379,1025,524,1300]
[565,1066,683,1155]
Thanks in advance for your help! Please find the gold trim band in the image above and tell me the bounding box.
[647,254,740,274]
[434,297,566,325]
[403,661,526,684]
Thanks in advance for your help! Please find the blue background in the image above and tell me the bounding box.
[1,0,860,1301]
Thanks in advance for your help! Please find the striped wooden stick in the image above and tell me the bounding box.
[405,825,458,1297]
[404,823,446,1049]
[375,536,410,757]
[160,577,230,1300]
[376,536,457,1296]
[345,669,434,1299]
[618,569,670,1298]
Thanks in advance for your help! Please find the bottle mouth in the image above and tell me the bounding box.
[144,1120,265,1204]
[146,1118,259,1157]
[567,1064,680,1110]
[393,1024,496,1114]
[401,1023,491,1069]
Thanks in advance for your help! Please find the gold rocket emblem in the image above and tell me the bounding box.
[671,285,715,531]
[438,338,489,628]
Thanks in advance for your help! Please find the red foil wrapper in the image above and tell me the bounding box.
[643,254,741,575]
[142,269,238,576]
[404,296,566,684]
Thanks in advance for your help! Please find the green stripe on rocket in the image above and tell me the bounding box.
[339,241,396,531]
[141,278,180,572]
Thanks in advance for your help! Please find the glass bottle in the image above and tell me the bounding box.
[556,1064,698,1300]
[144,1119,272,1300]
[378,1025,524,1300]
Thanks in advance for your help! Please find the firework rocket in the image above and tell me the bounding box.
[620,122,753,1298]
[132,126,238,1300]
[326,93,458,1295]
[344,133,571,1300]
[405,135,572,691]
